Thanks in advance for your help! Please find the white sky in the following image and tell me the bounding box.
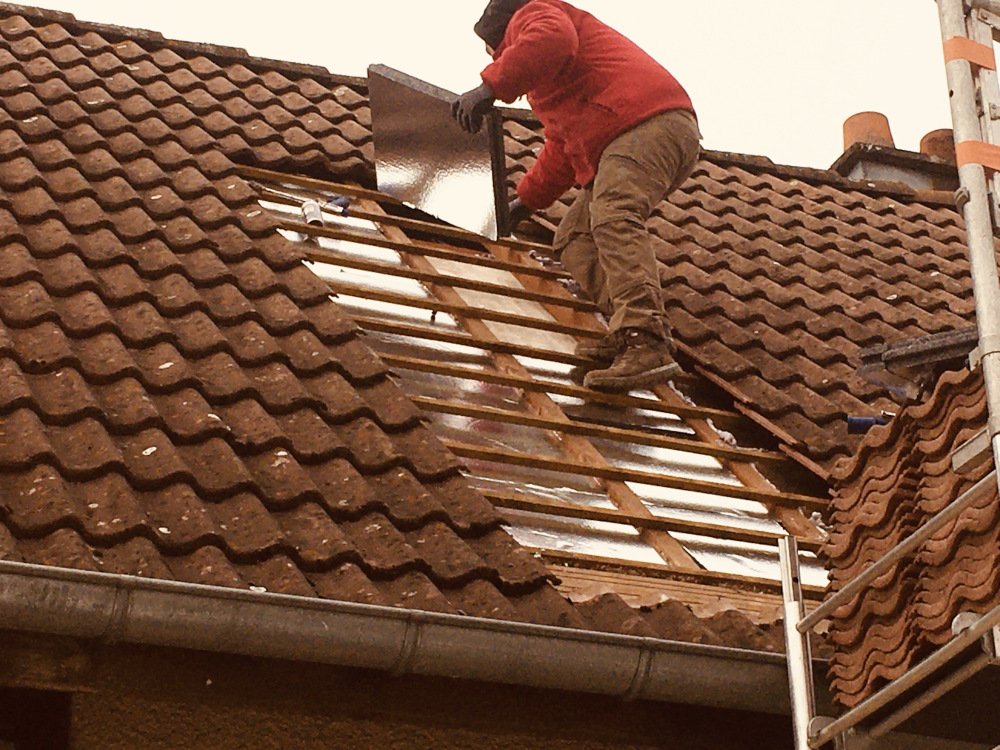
[29,0,953,169]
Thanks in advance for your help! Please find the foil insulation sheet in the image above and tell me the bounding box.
[368,64,510,240]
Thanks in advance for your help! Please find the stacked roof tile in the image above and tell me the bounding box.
[0,3,793,649]
[822,367,995,708]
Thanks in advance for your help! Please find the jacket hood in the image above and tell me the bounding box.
[474,0,532,49]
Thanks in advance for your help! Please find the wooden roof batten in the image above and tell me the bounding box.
[243,166,830,604]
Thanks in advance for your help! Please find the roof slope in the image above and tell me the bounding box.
[0,4,785,650]
[822,367,995,708]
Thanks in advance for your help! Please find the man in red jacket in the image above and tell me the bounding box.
[453,0,700,392]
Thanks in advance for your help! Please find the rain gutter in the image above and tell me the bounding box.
[0,560,796,715]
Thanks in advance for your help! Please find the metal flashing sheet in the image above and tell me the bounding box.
[368,64,510,240]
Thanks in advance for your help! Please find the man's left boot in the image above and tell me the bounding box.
[574,333,617,362]
[583,329,682,392]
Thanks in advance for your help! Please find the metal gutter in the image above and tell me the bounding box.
[0,560,794,715]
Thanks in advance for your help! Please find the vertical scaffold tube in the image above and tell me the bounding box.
[779,536,815,749]
[938,0,1000,495]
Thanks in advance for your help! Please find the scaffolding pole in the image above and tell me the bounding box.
[809,605,1000,747]
[939,0,1000,496]
[779,537,815,750]
[798,471,996,634]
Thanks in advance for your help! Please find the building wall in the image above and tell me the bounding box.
[68,643,794,750]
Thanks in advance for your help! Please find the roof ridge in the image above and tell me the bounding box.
[706,149,958,207]
[0,2,368,88]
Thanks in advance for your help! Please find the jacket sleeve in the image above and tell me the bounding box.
[516,133,576,211]
[480,3,579,104]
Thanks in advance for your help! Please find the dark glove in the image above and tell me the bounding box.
[508,197,532,226]
[451,83,496,134]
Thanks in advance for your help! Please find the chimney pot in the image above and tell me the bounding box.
[920,129,956,164]
[844,112,895,150]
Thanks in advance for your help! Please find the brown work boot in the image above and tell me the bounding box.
[583,329,682,391]
[574,333,616,362]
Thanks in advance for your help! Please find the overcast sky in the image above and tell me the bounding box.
[28,0,954,169]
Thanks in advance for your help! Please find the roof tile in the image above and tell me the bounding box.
[47,42,84,68]
[93,377,159,429]
[370,569,457,613]
[339,511,420,573]
[19,527,101,571]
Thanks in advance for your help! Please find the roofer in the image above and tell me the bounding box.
[452,0,700,392]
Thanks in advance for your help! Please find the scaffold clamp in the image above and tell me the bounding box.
[944,35,997,69]
[955,139,1000,174]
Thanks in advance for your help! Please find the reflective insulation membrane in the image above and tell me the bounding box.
[368,64,510,240]
[255,188,810,582]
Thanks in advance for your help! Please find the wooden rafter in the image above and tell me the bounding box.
[353,196,702,570]
[242,164,556,253]
[352,315,590,367]
[300,244,597,312]
[540,549,827,600]
[324,279,596,338]
[276,216,570,281]
[249,175,831,590]
[239,165,402,205]
[380,354,745,427]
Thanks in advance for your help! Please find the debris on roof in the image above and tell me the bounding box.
[857,326,978,401]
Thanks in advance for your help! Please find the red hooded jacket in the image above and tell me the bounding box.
[480,0,694,210]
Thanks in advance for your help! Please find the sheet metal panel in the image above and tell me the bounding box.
[368,64,510,240]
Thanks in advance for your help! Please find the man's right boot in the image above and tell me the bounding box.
[583,329,682,392]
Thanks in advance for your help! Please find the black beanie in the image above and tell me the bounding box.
[474,0,531,49]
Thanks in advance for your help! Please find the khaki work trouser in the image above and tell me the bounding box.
[553,109,701,341]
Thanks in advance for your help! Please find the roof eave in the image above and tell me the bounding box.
[0,559,807,715]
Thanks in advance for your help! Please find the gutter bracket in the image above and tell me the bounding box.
[620,644,654,702]
[102,578,135,645]
[390,614,422,677]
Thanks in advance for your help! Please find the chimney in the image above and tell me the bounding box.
[920,129,956,164]
[843,111,895,150]
[832,112,959,192]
